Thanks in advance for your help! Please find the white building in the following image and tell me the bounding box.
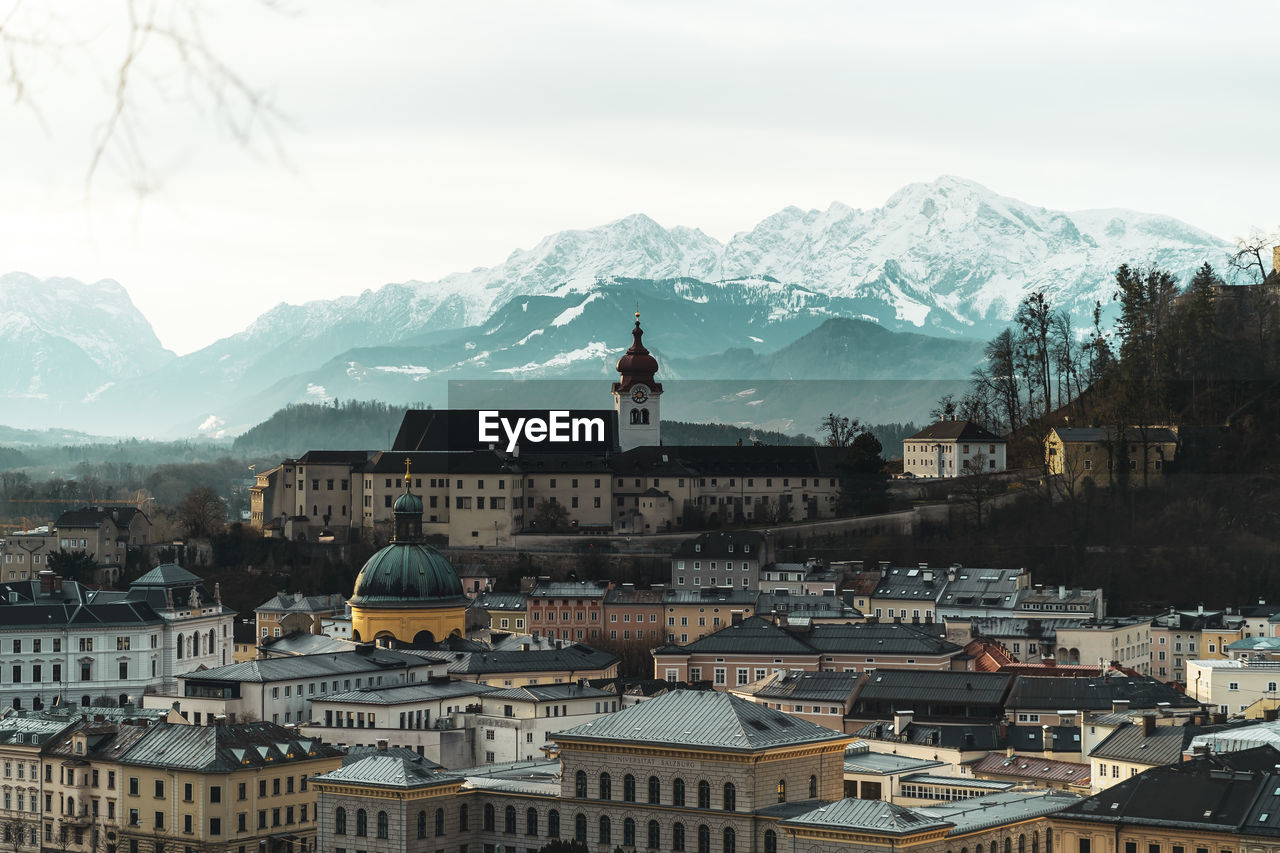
[902,418,1007,479]
[148,646,447,725]
[0,564,232,712]
[1185,658,1280,715]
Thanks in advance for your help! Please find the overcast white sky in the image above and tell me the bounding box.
[3,0,1277,355]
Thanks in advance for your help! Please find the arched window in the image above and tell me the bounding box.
[334,808,346,836]
[600,772,612,800]
[990,841,997,853]
[765,830,777,853]
[575,770,587,798]
[1005,839,1012,853]
[548,810,559,838]
[1046,828,1053,853]
[1033,833,1040,853]
[673,777,686,807]
[435,808,445,837]
[723,827,736,853]
[574,813,586,843]
[697,780,710,809]
[527,808,538,836]
[483,803,494,832]
[777,778,787,803]
[673,823,686,852]
[697,824,710,853]
[1019,835,1027,853]
[623,818,636,848]
[355,809,367,837]
[599,816,611,845]
[648,775,661,804]
[504,805,516,834]
[648,820,660,850]
[377,811,388,839]
[459,805,468,832]
[624,773,636,802]
[176,638,183,659]
[723,782,736,811]
[416,811,426,840]
[207,629,215,651]
[809,774,818,798]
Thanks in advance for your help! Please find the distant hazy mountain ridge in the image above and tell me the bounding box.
[0,177,1233,437]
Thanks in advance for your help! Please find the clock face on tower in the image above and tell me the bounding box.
[631,386,649,405]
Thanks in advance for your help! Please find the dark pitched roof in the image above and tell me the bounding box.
[1058,746,1280,831]
[445,643,618,675]
[1007,675,1201,711]
[296,450,376,465]
[751,670,860,703]
[970,752,1091,786]
[555,689,849,752]
[853,670,1014,709]
[853,720,1003,750]
[907,420,1004,442]
[1052,427,1178,445]
[659,616,962,658]
[1090,721,1237,766]
[658,616,814,655]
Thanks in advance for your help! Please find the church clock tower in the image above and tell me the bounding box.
[612,312,663,451]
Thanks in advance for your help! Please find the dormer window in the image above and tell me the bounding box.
[695,544,701,553]
[728,545,734,554]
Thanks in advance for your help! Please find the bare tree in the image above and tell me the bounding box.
[1,1,287,194]
[956,451,996,530]
[1229,228,1279,284]
[820,413,862,448]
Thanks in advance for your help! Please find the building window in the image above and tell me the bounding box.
[623,774,636,802]
[697,780,710,809]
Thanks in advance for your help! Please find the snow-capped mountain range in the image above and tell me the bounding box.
[0,177,1237,437]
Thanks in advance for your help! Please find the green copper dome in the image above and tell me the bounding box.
[393,491,424,515]
[351,542,464,606]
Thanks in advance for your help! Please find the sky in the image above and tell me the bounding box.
[3,0,1278,355]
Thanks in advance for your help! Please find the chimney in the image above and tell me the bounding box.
[1042,724,1054,754]
[918,562,929,570]
[893,710,914,735]
[376,739,389,751]
[1142,714,1156,736]
[922,570,934,584]
[1058,585,1067,600]
[879,561,890,578]
[1112,699,1131,714]
[1197,604,1204,616]
[38,571,55,596]
[295,592,303,602]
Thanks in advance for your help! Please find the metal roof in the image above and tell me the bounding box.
[445,644,618,675]
[843,752,945,775]
[855,670,1014,707]
[180,648,437,684]
[970,752,1091,786]
[919,790,1083,835]
[1090,721,1234,766]
[315,754,455,789]
[555,689,849,752]
[483,683,613,703]
[313,679,496,706]
[1007,675,1201,710]
[781,798,952,835]
[751,670,859,703]
[120,721,341,772]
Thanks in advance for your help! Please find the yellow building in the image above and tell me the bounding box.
[1045,426,1178,489]
[43,717,344,853]
[348,472,467,646]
